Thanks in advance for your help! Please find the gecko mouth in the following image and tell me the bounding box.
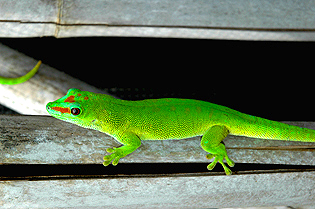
[46,103,70,115]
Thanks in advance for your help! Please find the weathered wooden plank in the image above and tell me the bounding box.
[1,115,315,165]
[0,43,108,115]
[61,0,315,28]
[3,22,315,41]
[0,0,315,40]
[1,171,315,208]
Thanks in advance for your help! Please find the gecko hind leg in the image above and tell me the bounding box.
[201,125,235,175]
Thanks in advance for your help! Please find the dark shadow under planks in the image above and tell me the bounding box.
[1,115,315,165]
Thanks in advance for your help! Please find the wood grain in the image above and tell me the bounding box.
[1,171,315,208]
[0,0,315,40]
[2,115,315,208]
[1,115,315,165]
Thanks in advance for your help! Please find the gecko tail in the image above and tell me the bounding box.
[230,112,315,143]
[246,117,315,142]
[0,60,42,85]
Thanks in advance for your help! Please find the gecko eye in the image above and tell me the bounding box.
[71,108,81,116]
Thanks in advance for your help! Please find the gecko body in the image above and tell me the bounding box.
[46,88,315,175]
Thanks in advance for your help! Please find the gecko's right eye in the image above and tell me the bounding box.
[71,108,81,116]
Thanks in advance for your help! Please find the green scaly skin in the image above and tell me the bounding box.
[0,61,41,85]
[46,88,315,175]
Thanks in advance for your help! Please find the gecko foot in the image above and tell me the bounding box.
[103,144,139,167]
[206,154,235,175]
[103,147,122,166]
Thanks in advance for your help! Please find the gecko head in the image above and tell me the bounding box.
[46,88,89,126]
[47,88,115,130]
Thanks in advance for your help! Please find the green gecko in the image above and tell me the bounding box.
[0,61,41,85]
[46,88,315,175]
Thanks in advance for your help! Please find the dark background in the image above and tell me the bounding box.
[0,37,314,121]
[1,38,315,176]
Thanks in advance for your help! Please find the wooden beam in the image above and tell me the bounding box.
[2,115,315,208]
[0,0,314,40]
[1,171,315,208]
[1,115,315,165]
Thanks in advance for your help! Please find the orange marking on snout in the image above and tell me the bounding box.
[64,95,75,103]
[78,94,82,96]
[52,107,70,114]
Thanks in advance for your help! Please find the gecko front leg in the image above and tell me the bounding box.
[103,132,141,166]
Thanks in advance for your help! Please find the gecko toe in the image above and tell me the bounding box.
[103,154,115,166]
[206,154,234,175]
[106,147,116,153]
[207,157,219,170]
[206,154,215,160]
[103,159,112,166]
[226,156,235,167]
[103,147,123,166]
[112,158,120,166]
